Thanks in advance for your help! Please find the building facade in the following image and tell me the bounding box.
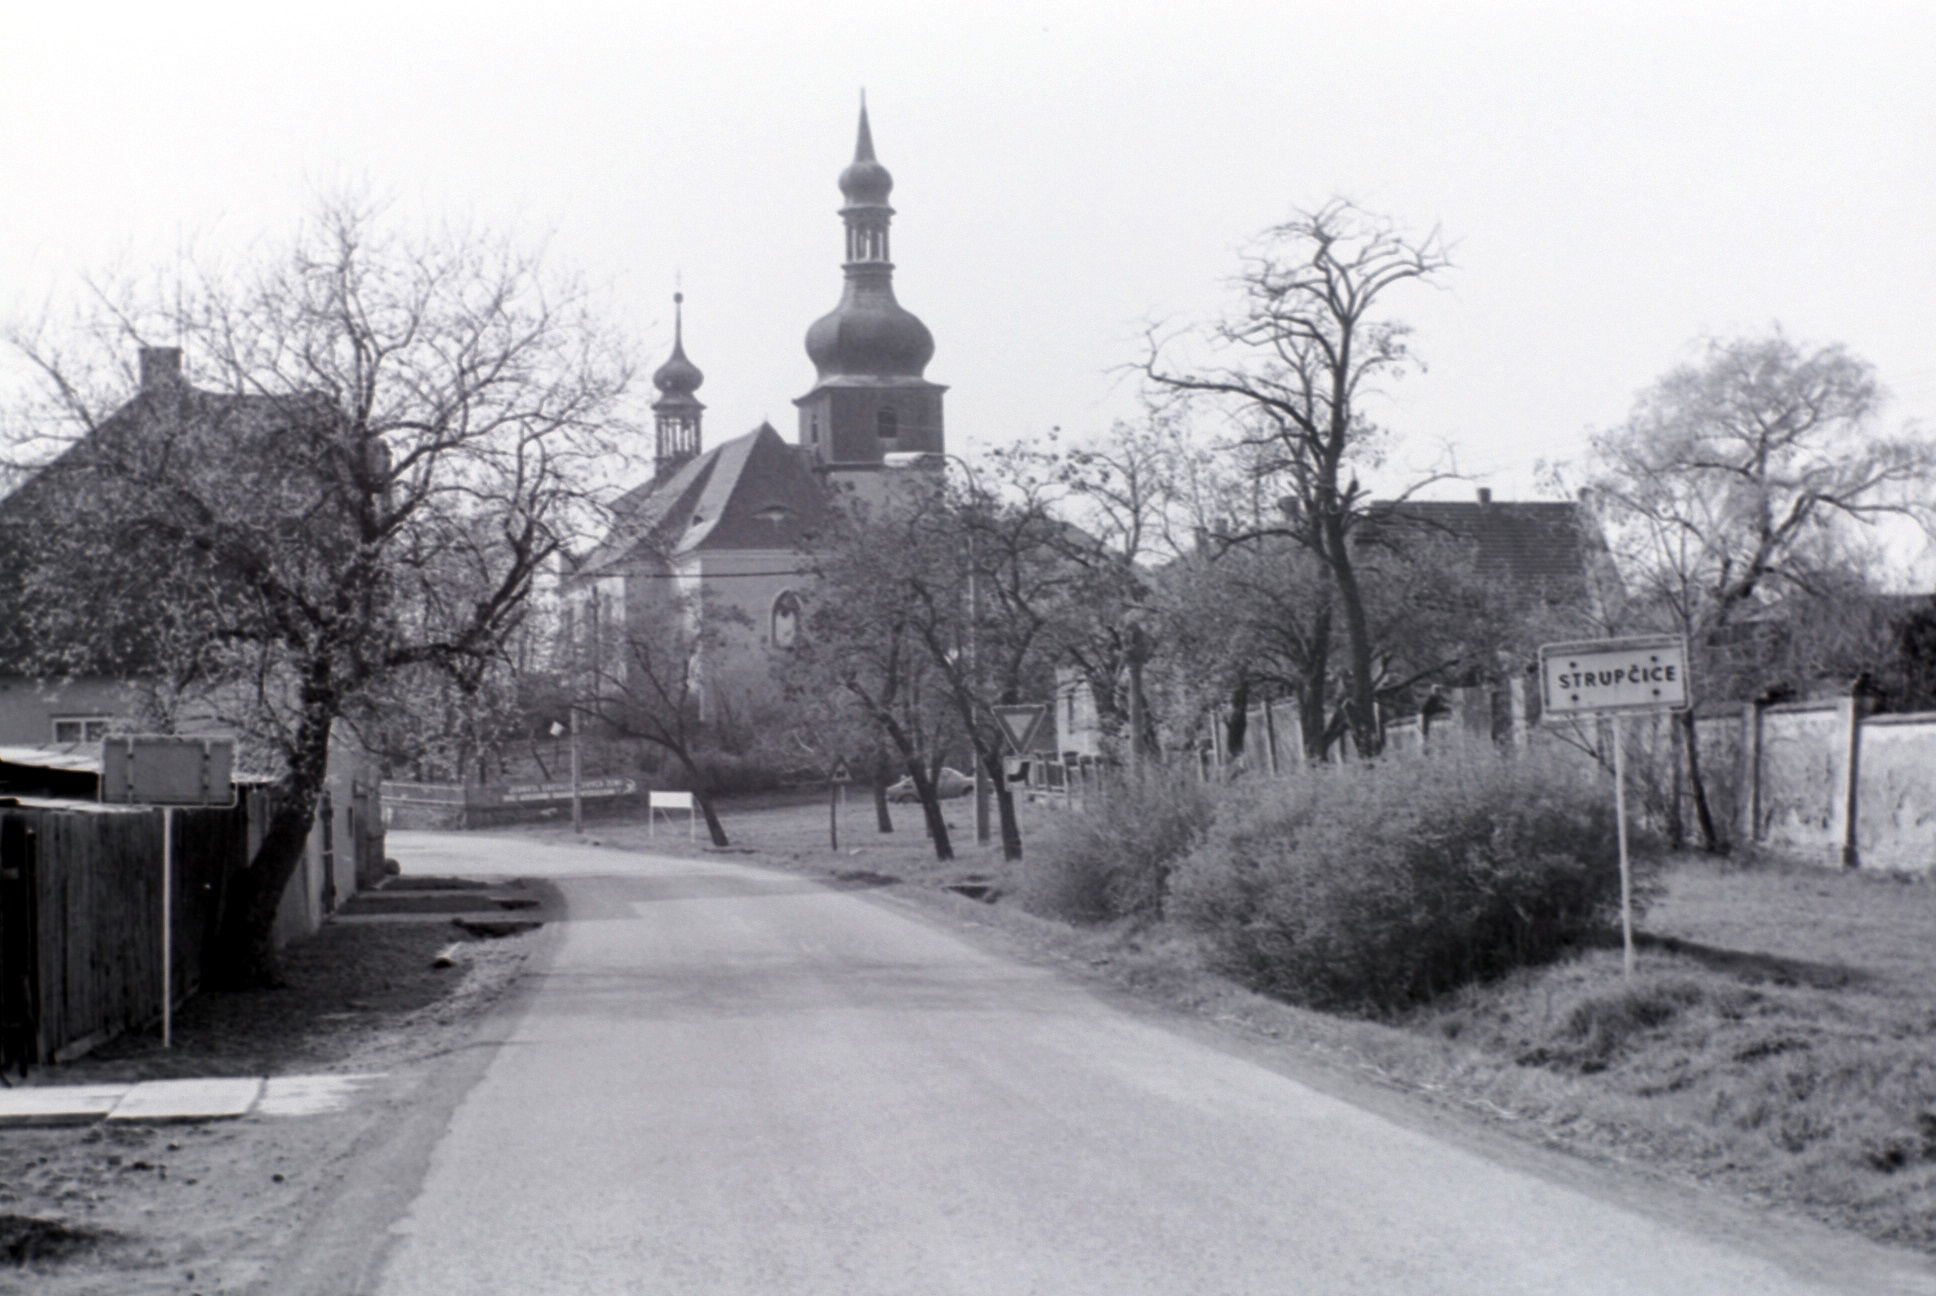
[573,103,946,696]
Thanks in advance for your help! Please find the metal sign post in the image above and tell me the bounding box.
[100,736,238,1048]
[828,761,851,852]
[1536,637,1691,980]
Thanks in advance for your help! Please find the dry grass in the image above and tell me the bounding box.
[1404,859,1936,1249]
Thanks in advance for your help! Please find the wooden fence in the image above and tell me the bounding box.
[0,796,255,1069]
[381,778,639,830]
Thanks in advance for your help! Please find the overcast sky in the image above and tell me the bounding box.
[4,1,1931,516]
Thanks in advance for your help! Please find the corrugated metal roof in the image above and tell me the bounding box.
[0,744,103,772]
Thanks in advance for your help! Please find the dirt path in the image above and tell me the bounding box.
[0,903,549,1295]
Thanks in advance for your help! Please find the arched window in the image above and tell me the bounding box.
[772,590,802,647]
[876,407,899,440]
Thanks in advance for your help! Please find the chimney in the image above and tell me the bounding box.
[1476,487,1492,506]
[139,346,182,391]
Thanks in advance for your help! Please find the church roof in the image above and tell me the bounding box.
[576,423,830,575]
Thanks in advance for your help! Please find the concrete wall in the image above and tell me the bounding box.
[1752,702,1845,867]
[1853,714,1936,872]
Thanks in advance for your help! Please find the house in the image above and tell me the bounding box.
[0,345,378,943]
[1364,487,1622,626]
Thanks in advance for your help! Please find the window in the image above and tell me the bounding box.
[772,591,802,647]
[52,716,114,745]
[876,407,899,440]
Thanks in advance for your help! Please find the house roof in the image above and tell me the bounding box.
[1363,497,1606,598]
[577,423,831,576]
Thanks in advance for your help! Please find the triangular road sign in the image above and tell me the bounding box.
[829,759,852,784]
[994,703,1049,756]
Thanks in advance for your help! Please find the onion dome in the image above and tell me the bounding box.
[838,102,893,208]
[651,293,704,410]
[803,101,935,381]
[805,286,934,380]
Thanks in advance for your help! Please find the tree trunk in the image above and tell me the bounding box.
[672,751,730,847]
[871,746,894,834]
[1226,678,1250,760]
[1298,610,1332,761]
[694,789,730,848]
[208,696,335,989]
[1324,514,1382,758]
[984,746,1023,861]
[904,757,954,861]
[1666,713,1687,850]
[1679,708,1722,853]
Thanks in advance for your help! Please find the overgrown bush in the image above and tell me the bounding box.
[1021,769,1214,924]
[1169,752,1639,1013]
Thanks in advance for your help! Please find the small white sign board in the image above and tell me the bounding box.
[1538,635,1690,718]
[648,790,697,840]
[100,736,237,807]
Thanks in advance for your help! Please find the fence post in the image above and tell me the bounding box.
[1839,693,1864,868]
[1737,701,1762,848]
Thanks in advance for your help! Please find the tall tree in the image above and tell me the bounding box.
[571,588,743,847]
[791,498,967,861]
[1144,199,1452,755]
[3,197,632,984]
[1587,329,1936,849]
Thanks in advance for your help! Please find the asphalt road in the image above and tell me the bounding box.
[351,831,1933,1296]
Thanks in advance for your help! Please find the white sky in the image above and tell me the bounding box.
[4,1,1932,518]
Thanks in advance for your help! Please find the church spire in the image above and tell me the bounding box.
[796,99,946,487]
[838,96,895,264]
[651,291,705,480]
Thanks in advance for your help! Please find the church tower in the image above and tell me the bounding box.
[652,292,704,481]
[795,101,946,490]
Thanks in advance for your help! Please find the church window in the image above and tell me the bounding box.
[876,407,898,440]
[772,591,802,647]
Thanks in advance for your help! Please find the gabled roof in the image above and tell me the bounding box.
[1363,496,1606,597]
[576,423,831,576]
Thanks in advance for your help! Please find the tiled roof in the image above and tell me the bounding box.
[1363,498,1603,597]
[577,424,830,575]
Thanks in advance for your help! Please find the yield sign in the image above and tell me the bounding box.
[993,703,1049,756]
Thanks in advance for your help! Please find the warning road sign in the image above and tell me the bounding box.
[993,704,1049,756]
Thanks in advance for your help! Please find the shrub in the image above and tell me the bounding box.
[1022,768,1213,924]
[1169,751,1638,1014]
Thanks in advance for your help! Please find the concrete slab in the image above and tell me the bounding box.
[107,1077,263,1123]
[257,1073,384,1117]
[0,1084,131,1126]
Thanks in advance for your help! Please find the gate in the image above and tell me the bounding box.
[0,815,40,1072]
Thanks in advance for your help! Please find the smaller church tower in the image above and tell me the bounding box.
[652,292,705,481]
[795,100,946,493]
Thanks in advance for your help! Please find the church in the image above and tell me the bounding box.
[569,104,947,687]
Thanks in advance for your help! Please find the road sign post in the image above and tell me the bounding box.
[1536,636,1691,979]
[101,736,238,1049]
[828,760,850,852]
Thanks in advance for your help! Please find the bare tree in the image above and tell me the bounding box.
[792,501,966,861]
[1145,199,1452,756]
[1587,329,1936,849]
[3,197,632,985]
[574,590,737,847]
